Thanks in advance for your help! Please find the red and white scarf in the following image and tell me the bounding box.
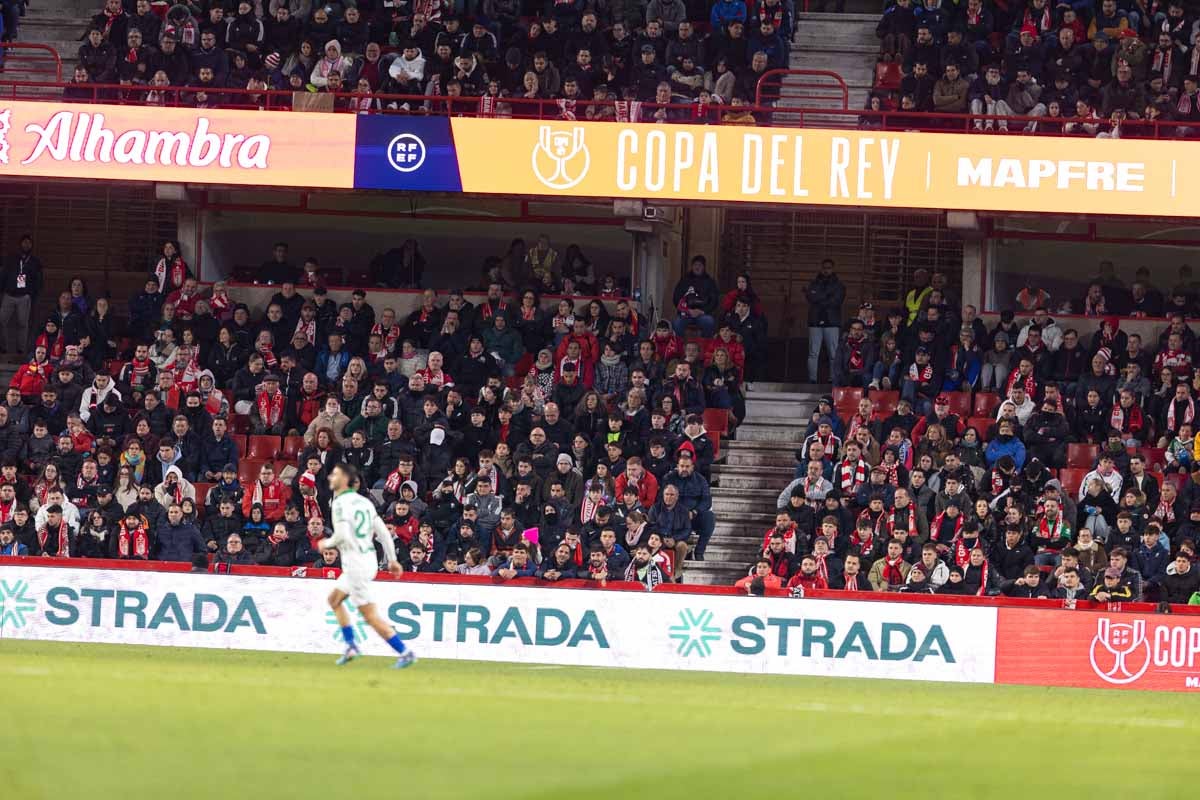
[887,506,918,540]
[838,458,867,494]
[929,510,963,542]
[1035,513,1066,548]
[295,317,316,346]
[371,323,401,353]
[118,520,150,558]
[256,390,285,427]
[251,479,287,516]
[38,519,71,558]
[881,555,906,587]
[814,553,831,586]
[155,255,187,292]
[908,363,933,382]
[850,529,875,558]
[952,535,979,568]
[580,495,602,524]
[1005,368,1036,398]
[1154,497,1176,525]
[846,412,874,442]
[1168,395,1195,432]
[1110,402,1143,433]
[0,498,15,524]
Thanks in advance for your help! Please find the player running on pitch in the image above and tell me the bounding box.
[320,463,416,669]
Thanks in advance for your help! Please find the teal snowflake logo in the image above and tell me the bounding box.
[668,609,721,658]
[325,600,370,644]
[0,579,37,630]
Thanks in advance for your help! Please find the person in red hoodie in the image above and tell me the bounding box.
[10,345,53,402]
[242,462,292,522]
[613,456,659,509]
[555,317,599,373]
[650,320,682,362]
[787,554,830,592]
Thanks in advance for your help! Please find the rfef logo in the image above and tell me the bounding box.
[386,133,426,173]
[532,126,589,190]
[1090,618,1151,685]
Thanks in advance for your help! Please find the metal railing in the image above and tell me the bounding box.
[0,42,63,82]
[0,67,1196,140]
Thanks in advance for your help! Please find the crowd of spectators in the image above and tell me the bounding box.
[757,260,1200,605]
[61,0,796,122]
[0,233,772,589]
[871,0,1200,136]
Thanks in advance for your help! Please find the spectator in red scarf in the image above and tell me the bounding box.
[242,463,292,522]
[251,373,287,435]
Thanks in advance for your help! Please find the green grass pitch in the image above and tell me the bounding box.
[3,640,1200,799]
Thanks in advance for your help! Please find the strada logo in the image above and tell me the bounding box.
[19,111,271,169]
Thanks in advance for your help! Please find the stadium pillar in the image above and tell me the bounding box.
[962,240,984,312]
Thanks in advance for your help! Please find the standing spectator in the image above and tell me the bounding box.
[670,255,719,336]
[0,234,42,356]
[804,259,846,383]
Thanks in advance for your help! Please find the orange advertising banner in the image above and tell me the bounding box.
[450,117,1196,217]
[995,607,1200,692]
[0,100,356,188]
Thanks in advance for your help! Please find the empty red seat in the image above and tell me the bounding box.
[832,387,863,406]
[1059,467,1089,498]
[232,434,247,458]
[703,408,730,436]
[247,435,281,461]
[229,415,250,434]
[870,390,899,417]
[874,61,902,91]
[239,459,268,486]
[965,416,993,435]
[1142,448,1167,470]
[281,435,306,460]
[973,393,1000,417]
[943,391,971,418]
[1066,443,1099,469]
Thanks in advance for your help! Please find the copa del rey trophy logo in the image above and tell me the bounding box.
[532,125,589,190]
[1089,617,1152,685]
[0,109,11,165]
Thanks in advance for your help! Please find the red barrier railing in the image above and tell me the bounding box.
[4,555,1199,614]
[755,68,849,110]
[0,75,1193,140]
[0,42,63,82]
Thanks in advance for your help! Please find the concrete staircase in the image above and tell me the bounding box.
[686,383,824,586]
[12,0,92,82]
[779,12,879,127]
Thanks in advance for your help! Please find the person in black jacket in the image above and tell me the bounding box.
[670,255,719,336]
[999,564,1050,598]
[0,234,43,356]
[990,527,1035,580]
[155,503,205,562]
[537,542,580,581]
[1162,553,1200,604]
[804,258,846,383]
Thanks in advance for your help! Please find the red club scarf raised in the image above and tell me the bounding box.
[371,323,401,352]
[0,498,14,524]
[849,529,876,558]
[952,535,980,568]
[880,460,900,486]
[838,458,867,494]
[1005,368,1036,398]
[1154,497,1176,525]
[814,553,831,585]
[37,519,71,558]
[887,506,918,539]
[295,318,316,346]
[929,511,963,542]
[118,520,150,559]
[1168,396,1195,432]
[1109,402,1143,434]
[990,468,1006,496]
[256,390,285,427]
[846,411,874,442]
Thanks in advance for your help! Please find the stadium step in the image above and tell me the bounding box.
[711,463,794,490]
[736,422,809,442]
[689,382,830,585]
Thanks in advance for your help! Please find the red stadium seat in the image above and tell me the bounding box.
[874,61,902,91]
[832,387,863,406]
[239,459,267,486]
[965,416,993,435]
[106,360,123,378]
[232,434,247,458]
[1066,443,1099,469]
[871,390,899,416]
[1142,448,1167,471]
[229,415,250,434]
[1059,468,1088,498]
[193,482,214,510]
[973,393,1000,417]
[247,435,281,461]
[943,391,972,418]
[281,435,306,460]
[703,408,730,436]
[711,433,721,460]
